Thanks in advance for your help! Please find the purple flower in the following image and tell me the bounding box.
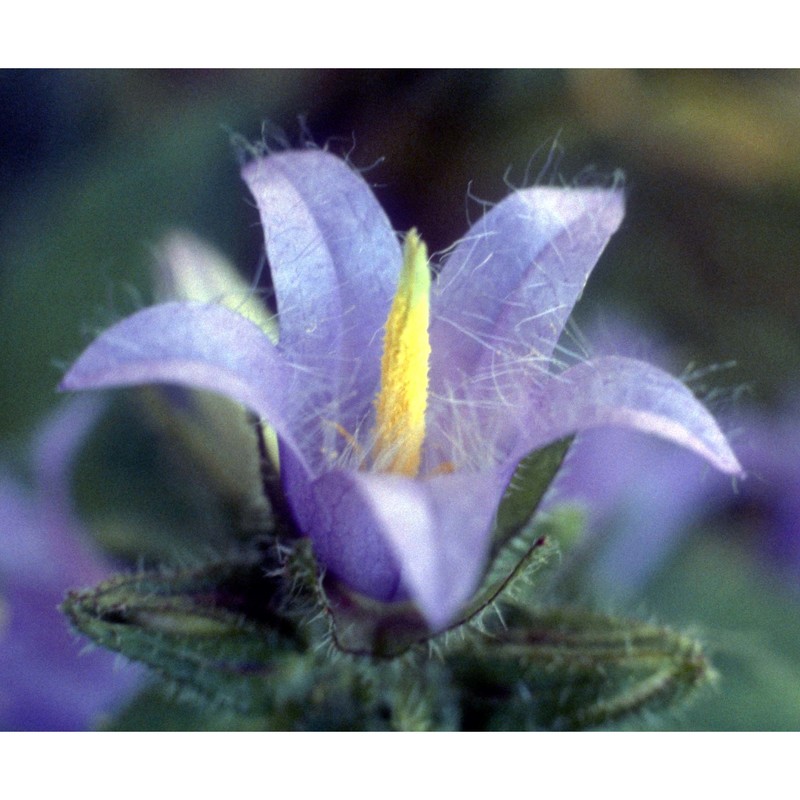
[0,397,142,730]
[60,149,742,629]
[541,317,733,598]
[733,402,800,575]
[549,427,730,598]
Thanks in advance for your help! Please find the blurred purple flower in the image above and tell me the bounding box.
[549,427,730,598]
[549,395,800,599]
[734,402,800,575]
[542,317,734,597]
[0,397,141,730]
[60,149,741,629]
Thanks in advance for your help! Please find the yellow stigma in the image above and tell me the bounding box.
[373,229,431,476]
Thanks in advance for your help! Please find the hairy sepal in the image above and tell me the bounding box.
[449,604,716,730]
[61,555,311,717]
[492,436,573,555]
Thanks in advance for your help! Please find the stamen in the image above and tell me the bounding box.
[373,229,431,476]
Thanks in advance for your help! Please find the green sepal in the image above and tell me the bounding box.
[448,604,716,730]
[468,437,572,614]
[62,543,453,728]
[61,552,312,717]
[491,436,573,556]
[317,576,432,658]
[461,502,585,633]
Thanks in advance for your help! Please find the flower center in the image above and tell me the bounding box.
[372,229,431,476]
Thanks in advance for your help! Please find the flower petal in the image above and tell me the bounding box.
[429,186,624,401]
[242,151,403,444]
[509,356,743,476]
[59,301,311,472]
[338,469,511,630]
[290,466,404,604]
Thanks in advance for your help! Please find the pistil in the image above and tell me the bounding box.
[372,229,431,476]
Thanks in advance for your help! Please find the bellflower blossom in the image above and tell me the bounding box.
[61,150,742,629]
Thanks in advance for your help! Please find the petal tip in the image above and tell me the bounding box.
[722,452,746,479]
[57,365,84,394]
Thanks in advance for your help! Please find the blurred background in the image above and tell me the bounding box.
[1,69,800,730]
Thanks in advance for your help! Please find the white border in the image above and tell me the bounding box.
[2,3,793,67]
[3,732,799,797]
